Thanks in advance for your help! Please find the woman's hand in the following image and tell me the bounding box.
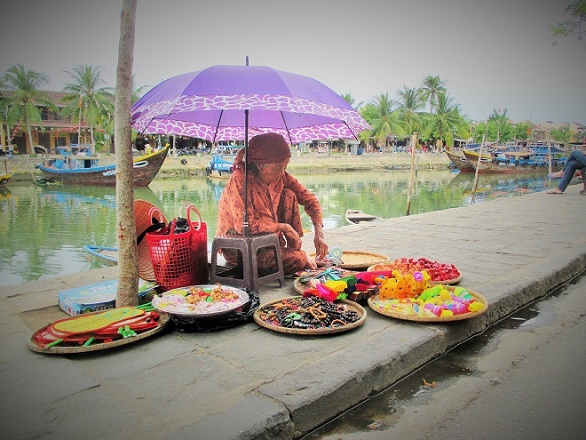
[313,224,328,261]
[278,223,302,250]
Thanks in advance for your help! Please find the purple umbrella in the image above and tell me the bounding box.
[131,64,370,236]
[131,64,370,144]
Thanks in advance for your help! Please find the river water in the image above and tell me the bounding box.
[0,169,555,286]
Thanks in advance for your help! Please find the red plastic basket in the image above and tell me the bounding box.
[146,205,208,291]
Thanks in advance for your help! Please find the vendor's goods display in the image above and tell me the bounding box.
[294,268,392,302]
[311,249,389,270]
[28,304,169,354]
[368,257,462,284]
[152,283,249,317]
[152,283,259,332]
[368,284,488,322]
[253,295,366,335]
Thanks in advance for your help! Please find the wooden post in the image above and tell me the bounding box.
[406,132,418,216]
[470,132,486,204]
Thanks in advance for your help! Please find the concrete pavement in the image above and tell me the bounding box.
[1,183,585,440]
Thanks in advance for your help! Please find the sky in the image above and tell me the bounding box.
[1,0,585,124]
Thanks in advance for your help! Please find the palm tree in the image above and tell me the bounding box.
[341,92,364,110]
[420,75,446,114]
[1,64,58,154]
[61,65,113,153]
[95,76,145,153]
[360,92,396,148]
[428,92,462,148]
[393,86,425,139]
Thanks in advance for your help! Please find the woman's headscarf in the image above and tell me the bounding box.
[234,133,291,168]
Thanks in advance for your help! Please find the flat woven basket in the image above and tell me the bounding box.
[312,250,389,270]
[253,296,367,335]
[367,261,462,285]
[368,286,488,323]
[27,313,170,355]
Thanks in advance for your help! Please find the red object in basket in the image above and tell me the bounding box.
[146,205,208,291]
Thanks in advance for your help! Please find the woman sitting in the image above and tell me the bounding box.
[216,133,329,274]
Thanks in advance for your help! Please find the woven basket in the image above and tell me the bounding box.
[253,296,367,335]
[311,250,389,270]
[368,286,488,323]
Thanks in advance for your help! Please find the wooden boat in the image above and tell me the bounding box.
[36,146,169,186]
[1,158,14,185]
[345,209,379,225]
[83,245,118,266]
[463,149,562,174]
[445,151,475,173]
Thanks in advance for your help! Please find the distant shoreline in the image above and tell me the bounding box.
[7,151,452,182]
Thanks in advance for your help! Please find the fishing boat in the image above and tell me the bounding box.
[1,159,14,185]
[83,245,118,266]
[35,145,169,186]
[463,149,563,174]
[345,209,379,225]
[445,151,475,173]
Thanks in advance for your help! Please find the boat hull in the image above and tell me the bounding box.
[463,150,559,174]
[83,245,118,266]
[36,147,169,186]
[445,151,475,172]
[345,209,379,225]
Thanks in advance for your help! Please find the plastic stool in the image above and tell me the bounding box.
[209,233,285,293]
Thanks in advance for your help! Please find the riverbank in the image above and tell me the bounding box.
[7,151,452,182]
[2,185,585,439]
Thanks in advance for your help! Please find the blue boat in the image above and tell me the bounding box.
[83,245,118,266]
[36,145,169,186]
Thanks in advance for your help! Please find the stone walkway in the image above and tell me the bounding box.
[1,184,585,440]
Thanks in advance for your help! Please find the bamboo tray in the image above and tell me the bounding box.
[253,296,367,335]
[28,313,170,355]
[312,250,389,270]
[368,261,462,285]
[367,286,488,323]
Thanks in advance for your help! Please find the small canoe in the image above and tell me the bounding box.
[345,209,379,225]
[83,245,118,266]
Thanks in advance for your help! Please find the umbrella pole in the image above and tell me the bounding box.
[243,109,249,237]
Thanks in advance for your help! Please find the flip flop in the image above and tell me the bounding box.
[547,191,563,195]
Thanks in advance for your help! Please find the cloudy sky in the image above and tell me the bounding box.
[1,0,584,123]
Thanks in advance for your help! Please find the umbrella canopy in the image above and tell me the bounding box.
[131,65,370,144]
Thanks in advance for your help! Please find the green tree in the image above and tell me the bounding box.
[61,65,113,153]
[428,92,464,148]
[551,1,586,46]
[513,121,533,142]
[340,92,363,110]
[95,76,146,153]
[420,75,446,114]
[551,124,573,145]
[1,64,58,154]
[360,92,396,148]
[487,108,513,143]
[393,86,425,140]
